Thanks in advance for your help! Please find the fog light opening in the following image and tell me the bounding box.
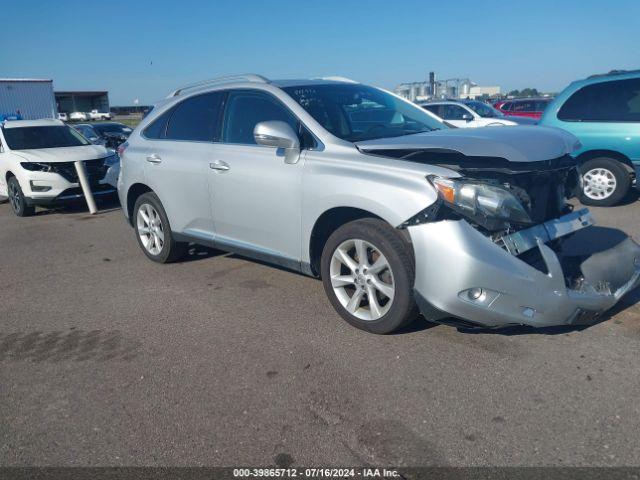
[29,181,52,192]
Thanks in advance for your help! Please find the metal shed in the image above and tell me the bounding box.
[0,78,57,120]
[55,91,110,114]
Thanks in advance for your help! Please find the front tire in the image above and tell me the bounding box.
[579,157,630,207]
[320,218,418,334]
[133,192,187,263]
[7,176,35,217]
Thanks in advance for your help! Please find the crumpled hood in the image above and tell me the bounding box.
[356,126,580,163]
[12,144,109,163]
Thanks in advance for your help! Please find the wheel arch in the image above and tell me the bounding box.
[308,206,412,278]
[126,183,153,225]
[576,150,635,173]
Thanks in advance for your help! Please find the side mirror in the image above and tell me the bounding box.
[254,121,301,163]
[254,121,300,149]
[462,113,473,122]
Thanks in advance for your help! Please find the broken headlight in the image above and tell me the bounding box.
[429,175,532,230]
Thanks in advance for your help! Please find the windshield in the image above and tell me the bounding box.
[2,125,90,150]
[92,123,130,134]
[464,101,504,118]
[282,84,446,142]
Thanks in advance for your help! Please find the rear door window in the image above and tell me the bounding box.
[558,78,640,122]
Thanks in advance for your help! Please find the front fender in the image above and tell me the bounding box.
[301,150,446,264]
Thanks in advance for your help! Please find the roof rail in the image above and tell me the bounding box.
[313,76,359,84]
[168,74,269,97]
[588,69,640,79]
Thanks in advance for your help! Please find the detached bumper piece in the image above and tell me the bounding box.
[537,234,640,325]
[409,216,640,329]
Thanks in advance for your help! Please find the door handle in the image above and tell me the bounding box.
[209,161,230,172]
[146,154,162,164]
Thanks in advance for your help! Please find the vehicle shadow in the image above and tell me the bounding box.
[394,316,441,334]
[181,244,228,263]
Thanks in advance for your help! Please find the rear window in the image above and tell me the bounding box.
[558,78,640,122]
[144,92,225,141]
[2,125,89,150]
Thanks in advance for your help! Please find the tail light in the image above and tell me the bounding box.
[117,141,129,156]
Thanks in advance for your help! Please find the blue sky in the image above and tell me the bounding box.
[2,0,639,105]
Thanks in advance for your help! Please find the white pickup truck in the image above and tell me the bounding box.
[88,109,112,121]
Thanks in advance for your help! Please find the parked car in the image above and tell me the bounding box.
[494,98,552,119]
[69,111,88,122]
[117,75,640,334]
[91,122,132,149]
[461,100,538,125]
[421,100,518,128]
[57,112,68,121]
[73,122,131,149]
[0,119,118,216]
[88,109,112,121]
[540,70,640,206]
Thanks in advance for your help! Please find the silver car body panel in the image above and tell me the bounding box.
[410,220,640,328]
[118,76,640,329]
[355,125,580,163]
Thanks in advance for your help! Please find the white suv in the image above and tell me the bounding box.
[0,119,117,216]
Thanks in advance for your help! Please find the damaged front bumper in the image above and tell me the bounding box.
[409,211,640,328]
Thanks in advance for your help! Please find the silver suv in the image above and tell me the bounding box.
[117,74,640,334]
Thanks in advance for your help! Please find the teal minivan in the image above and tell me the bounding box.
[540,70,640,206]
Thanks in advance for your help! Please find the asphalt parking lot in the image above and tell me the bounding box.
[1,193,640,467]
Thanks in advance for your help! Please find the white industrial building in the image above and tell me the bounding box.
[0,78,57,120]
[395,72,501,102]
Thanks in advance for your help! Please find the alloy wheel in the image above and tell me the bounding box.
[137,203,164,256]
[329,238,395,321]
[583,168,617,200]
[8,181,21,213]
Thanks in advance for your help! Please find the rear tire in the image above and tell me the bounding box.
[7,176,35,217]
[133,192,188,263]
[579,157,630,207]
[320,218,418,334]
